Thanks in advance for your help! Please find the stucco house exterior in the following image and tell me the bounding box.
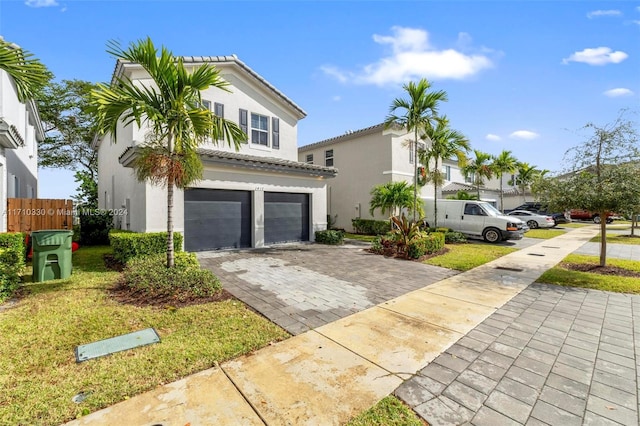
[0,65,43,232]
[95,55,336,251]
[298,123,527,231]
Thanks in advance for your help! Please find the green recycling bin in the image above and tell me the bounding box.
[31,230,73,282]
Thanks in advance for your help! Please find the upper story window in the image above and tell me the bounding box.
[441,165,451,181]
[325,149,334,167]
[306,154,313,164]
[202,100,212,110]
[409,142,414,164]
[251,113,269,146]
[214,102,224,118]
[465,171,475,184]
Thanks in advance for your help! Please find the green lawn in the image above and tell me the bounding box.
[423,243,517,271]
[524,229,566,239]
[0,246,289,425]
[344,233,377,242]
[537,254,640,293]
[346,396,424,426]
[559,223,591,228]
[590,234,640,245]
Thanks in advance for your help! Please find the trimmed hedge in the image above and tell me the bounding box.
[122,252,221,301]
[109,231,183,264]
[0,233,26,301]
[315,230,344,245]
[407,232,445,259]
[351,218,391,235]
[80,210,113,245]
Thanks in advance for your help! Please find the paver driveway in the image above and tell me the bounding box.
[198,243,458,334]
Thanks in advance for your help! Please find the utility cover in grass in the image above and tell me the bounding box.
[75,328,161,362]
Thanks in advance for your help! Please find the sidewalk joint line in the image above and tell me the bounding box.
[217,362,269,426]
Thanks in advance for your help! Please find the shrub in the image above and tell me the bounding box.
[444,231,467,244]
[0,233,26,301]
[109,231,183,264]
[122,252,221,301]
[351,219,391,235]
[315,229,344,245]
[407,232,445,259]
[80,210,113,245]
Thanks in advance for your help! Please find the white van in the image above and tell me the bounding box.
[422,199,525,243]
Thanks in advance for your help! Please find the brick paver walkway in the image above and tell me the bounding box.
[198,244,457,334]
[396,283,640,425]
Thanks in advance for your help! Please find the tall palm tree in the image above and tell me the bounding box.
[384,78,447,223]
[91,37,246,267]
[492,150,518,212]
[509,162,539,202]
[369,181,417,218]
[419,116,470,227]
[462,150,494,200]
[0,38,49,102]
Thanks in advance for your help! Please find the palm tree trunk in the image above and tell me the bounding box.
[166,132,175,269]
[413,129,418,223]
[433,158,439,228]
[499,174,504,213]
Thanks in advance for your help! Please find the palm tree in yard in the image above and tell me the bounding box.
[0,38,49,102]
[385,78,447,223]
[91,37,246,268]
[509,162,540,202]
[419,116,470,227]
[492,150,518,212]
[369,181,418,219]
[462,150,494,200]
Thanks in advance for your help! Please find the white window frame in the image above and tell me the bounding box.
[325,149,334,167]
[306,154,313,164]
[251,113,269,146]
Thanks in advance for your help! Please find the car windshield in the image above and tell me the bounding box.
[481,204,502,217]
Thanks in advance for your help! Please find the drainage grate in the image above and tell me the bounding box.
[75,328,161,363]
[495,266,524,272]
[542,246,560,249]
[528,253,545,256]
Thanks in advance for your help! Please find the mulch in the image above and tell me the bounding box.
[561,262,640,278]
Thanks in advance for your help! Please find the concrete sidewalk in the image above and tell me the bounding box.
[66,227,600,426]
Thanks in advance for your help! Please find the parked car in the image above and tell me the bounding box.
[505,202,570,225]
[569,209,614,223]
[507,210,556,229]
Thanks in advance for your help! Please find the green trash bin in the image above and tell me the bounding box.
[31,230,73,282]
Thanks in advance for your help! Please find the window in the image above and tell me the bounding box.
[202,100,211,110]
[465,172,475,184]
[306,154,313,164]
[325,149,334,167]
[272,117,279,150]
[441,165,451,181]
[251,113,269,146]
[464,203,485,216]
[214,102,224,118]
[239,109,248,143]
[409,142,414,164]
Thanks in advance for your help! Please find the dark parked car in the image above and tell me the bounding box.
[505,202,571,225]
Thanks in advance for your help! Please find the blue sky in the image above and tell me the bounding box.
[1,0,638,199]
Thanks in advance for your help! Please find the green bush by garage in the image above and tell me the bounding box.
[0,233,26,301]
[109,230,183,264]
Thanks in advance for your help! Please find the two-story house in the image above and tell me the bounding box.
[95,55,336,251]
[0,63,43,232]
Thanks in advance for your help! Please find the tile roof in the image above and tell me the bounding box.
[298,123,388,152]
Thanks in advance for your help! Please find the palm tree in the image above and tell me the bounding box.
[509,162,539,202]
[419,116,470,227]
[91,37,246,268]
[462,150,494,200]
[369,181,416,218]
[0,38,49,102]
[384,78,447,223]
[492,150,518,212]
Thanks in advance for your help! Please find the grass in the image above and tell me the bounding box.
[344,233,377,242]
[346,396,424,426]
[590,234,640,245]
[524,229,566,239]
[0,246,289,425]
[537,254,640,293]
[423,243,517,271]
[559,222,591,228]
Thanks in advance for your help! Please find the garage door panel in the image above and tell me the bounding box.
[264,192,309,244]
[184,189,251,251]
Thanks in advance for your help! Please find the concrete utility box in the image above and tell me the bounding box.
[31,230,73,282]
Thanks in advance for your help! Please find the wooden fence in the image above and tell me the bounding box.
[6,198,73,233]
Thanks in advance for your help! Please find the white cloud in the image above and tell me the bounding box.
[587,10,622,18]
[25,0,58,7]
[633,20,640,26]
[509,130,539,140]
[321,26,494,86]
[332,95,341,102]
[485,134,502,141]
[562,47,628,65]
[603,88,634,97]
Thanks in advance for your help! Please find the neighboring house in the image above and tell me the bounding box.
[95,55,336,251]
[298,123,436,231]
[0,66,42,232]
